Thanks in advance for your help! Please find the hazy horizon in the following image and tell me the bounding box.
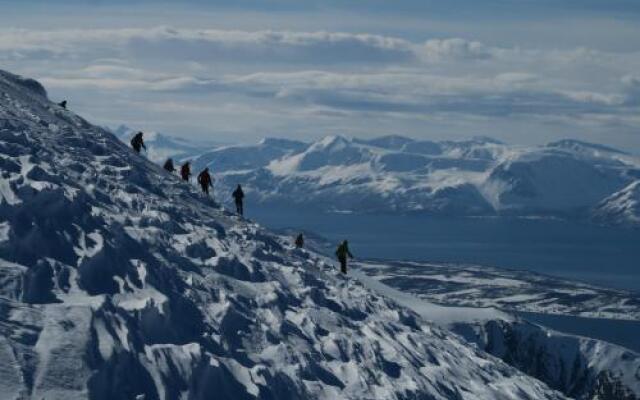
[2,0,639,151]
[111,123,639,156]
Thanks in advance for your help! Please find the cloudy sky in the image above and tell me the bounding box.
[1,0,640,151]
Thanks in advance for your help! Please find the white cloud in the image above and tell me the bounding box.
[560,90,625,106]
[37,65,638,124]
[0,27,418,64]
[419,38,492,62]
[2,26,639,147]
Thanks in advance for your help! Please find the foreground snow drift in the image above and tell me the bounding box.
[0,70,568,399]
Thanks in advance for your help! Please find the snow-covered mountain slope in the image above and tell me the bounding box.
[110,124,216,164]
[484,146,630,214]
[169,133,640,225]
[355,261,640,320]
[193,138,307,172]
[453,319,640,400]
[197,135,501,215]
[349,263,640,400]
[593,181,640,227]
[0,70,571,399]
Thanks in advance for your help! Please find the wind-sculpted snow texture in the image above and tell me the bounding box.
[356,261,640,321]
[0,70,568,399]
[352,262,640,399]
[184,133,640,226]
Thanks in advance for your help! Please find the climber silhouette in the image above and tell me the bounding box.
[163,158,175,173]
[232,184,244,216]
[130,131,146,154]
[197,167,214,195]
[335,240,354,274]
[295,233,304,249]
[58,100,67,109]
[180,162,191,182]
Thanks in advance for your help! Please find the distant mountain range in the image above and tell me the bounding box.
[113,127,640,228]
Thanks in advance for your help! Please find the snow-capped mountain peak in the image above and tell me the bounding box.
[547,139,628,156]
[354,135,416,150]
[310,134,351,151]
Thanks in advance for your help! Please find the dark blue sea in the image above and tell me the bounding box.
[250,206,640,292]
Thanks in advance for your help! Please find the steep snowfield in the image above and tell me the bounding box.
[0,71,569,399]
[178,133,640,224]
[351,262,640,400]
[593,181,640,227]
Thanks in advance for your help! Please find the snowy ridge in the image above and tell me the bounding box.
[0,70,567,399]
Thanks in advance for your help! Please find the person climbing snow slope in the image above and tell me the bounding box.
[335,240,354,274]
[197,167,214,195]
[130,131,146,154]
[232,184,245,216]
[163,158,175,173]
[180,162,191,182]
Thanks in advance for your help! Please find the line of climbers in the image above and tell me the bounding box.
[130,131,354,274]
[129,132,241,210]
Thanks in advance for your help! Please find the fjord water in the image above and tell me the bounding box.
[250,206,640,292]
[518,312,640,353]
